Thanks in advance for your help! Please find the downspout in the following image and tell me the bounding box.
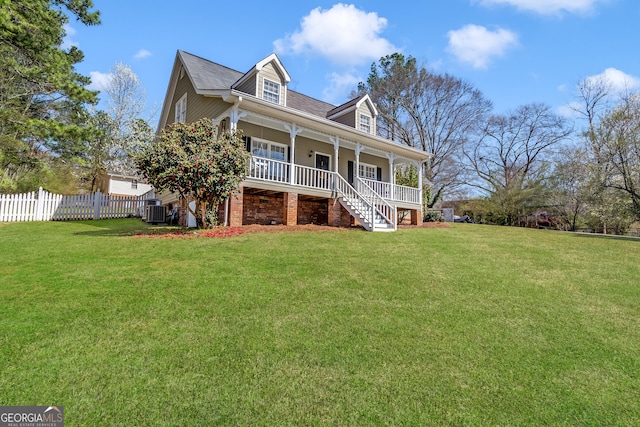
[224,198,229,226]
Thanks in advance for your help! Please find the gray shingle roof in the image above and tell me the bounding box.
[178,50,354,120]
[178,50,243,91]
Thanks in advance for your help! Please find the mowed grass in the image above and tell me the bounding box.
[1,219,639,426]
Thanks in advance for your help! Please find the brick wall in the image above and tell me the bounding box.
[298,199,328,225]
[328,198,353,228]
[229,188,243,226]
[243,192,284,225]
[283,192,298,226]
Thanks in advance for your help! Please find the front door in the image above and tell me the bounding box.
[315,153,330,170]
[315,153,331,189]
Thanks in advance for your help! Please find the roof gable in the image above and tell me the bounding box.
[232,53,291,90]
[326,94,378,120]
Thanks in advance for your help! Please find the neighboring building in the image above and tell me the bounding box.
[156,50,430,231]
[96,172,154,197]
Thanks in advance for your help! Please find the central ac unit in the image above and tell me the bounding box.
[146,205,165,224]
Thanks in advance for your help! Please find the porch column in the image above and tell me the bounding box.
[387,153,396,200]
[211,118,220,139]
[284,123,303,185]
[411,208,423,226]
[330,137,340,174]
[355,143,365,188]
[418,160,424,216]
[229,101,246,131]
[283,192,298,226]
[229,187,244,227]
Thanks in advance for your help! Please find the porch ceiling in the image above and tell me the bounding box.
[237,105,425,165]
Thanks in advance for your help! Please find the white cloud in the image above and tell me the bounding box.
[322,71,361,104]
[273,3,398,66]
[61,24,78,50]
[557,101,582,118]
[586,67,640,92]
[87,71,113,91]
[476,0,605,15]
[134,49,152,59]
[447,24,518,69]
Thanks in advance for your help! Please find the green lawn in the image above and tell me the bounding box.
[1,219,639,426]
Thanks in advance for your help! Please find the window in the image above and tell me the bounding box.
[175,93,187,123]
[359,113,371,133]
[131,180,138,189]
[251,138,287,162]
[358,162,376,180]
[263,79,280,104]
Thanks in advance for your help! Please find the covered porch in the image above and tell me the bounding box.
[219,101,427,231]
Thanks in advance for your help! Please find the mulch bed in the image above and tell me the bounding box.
[136,221,449,239]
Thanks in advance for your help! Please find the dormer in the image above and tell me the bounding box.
[326,94,378,135]
[232,53,291,107]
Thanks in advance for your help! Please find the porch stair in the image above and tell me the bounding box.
[335,175,396,232]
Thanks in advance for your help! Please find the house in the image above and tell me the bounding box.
[96,171,154,197]
[156,50,429,231]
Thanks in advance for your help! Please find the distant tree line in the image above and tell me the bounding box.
[359,54,640,233]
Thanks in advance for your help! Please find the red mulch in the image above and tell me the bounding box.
[136,221,449,239]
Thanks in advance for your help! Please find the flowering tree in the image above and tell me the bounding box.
[136,118,250,228]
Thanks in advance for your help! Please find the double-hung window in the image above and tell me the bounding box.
[263,79,280,104]
[358,162,377,180]
[175,93,187,123]
[359,113,371,134]
[251,139,287,162]
[251,138,288,181]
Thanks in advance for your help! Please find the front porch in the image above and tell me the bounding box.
[233,156,423,231]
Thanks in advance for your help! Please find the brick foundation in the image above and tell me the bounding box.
[411,208,423,225]
[229,188,244,226]
[283,192,298,226]
[328,198,353,228]
[243,191,284,225]
[298,198,328,225]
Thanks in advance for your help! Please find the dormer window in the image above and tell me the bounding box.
[359,113,371,134]
[263,79,280,104]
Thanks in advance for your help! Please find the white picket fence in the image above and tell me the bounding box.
[0,187,151,222]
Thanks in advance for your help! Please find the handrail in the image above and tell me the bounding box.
[359,177,421,205]
[246,157,290,184]
[356,177,396,230]
[294,164,335,191]
[334,174,376,227]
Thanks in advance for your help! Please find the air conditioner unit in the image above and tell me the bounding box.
[146,205,165,224]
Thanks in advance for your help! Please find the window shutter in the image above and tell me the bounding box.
[376,167,382,181]
[348,161,354,185]
[287,146,291,162]
[243,136,252,152]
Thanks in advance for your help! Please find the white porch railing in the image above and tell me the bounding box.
[294,164,335,191]
[359,178,421,205]
[355,177,397,230]
[247,157,290,184]
[245,156,420,205]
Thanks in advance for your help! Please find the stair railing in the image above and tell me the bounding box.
[355,177,397,231]
[334,174,376,228]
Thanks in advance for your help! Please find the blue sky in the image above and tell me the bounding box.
[66,0,640,127]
